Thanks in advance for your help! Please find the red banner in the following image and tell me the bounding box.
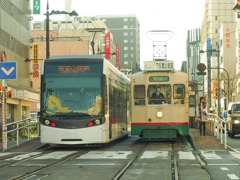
[116,44,120,69]
[213,83,217,99]
[105,32,110,59]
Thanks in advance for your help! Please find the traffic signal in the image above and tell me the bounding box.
[7,90,12,98]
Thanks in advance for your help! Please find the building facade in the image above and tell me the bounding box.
[200,0,235,111]
[95,15,141,73]
[0,1,39,123]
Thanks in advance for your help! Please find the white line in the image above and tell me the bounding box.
[0,153,12,157]
[201,151,222,159]
[208,164,239,166]
[34,151,76,160]
[220,167,229,171]
[5,152,41,161]
[227,174,240,180]
[77,151,132,159]
[229,151,240,159]
[228,145,240,153]
[178,151,196,160]
[140,151,168,159]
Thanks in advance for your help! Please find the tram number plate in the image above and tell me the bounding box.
[156,107,163,111]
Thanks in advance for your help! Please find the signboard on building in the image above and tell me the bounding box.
[143,61,174,71]
[33,0,40,14]
[32,45,39,78]
[116,44,120,69]
[213,82,217,99]
[105,32,110,59]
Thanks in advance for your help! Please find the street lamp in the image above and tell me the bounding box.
[199,48,220,116]
[46,0,78,59]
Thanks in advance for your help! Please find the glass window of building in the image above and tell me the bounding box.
[124,32,128,36]
[130,32,134,36]
[130,39,134,43]
[124,47,129,50]
[131,46,134,50]
[124,61,129,64]
[124,40,129,43]
[124,18,128,22]
[124,54,129,57]
[131,54,134,57]
[124,25,128,29]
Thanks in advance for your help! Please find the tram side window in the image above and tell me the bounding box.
[173,84,185,104]
[148,85,171,105]
[134,85,145,106]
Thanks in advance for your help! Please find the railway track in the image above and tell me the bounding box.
[11,149,88,180]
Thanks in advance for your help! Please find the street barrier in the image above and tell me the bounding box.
[206,113,227,150]
[1,116,40,151]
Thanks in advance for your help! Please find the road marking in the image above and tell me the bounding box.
[34,151,76,160]
[201,151,222,159]
[178,151,196,160]
[220,167,229,171]
[0,153,12,157]
[140,151,168,159]
[208,164,239,166]
[227,174,240,180]
[229,151,240,159]
[5,152,41,161]
[77,151,132,159]
[1,67,15,76]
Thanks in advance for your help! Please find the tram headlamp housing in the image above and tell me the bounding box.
[157,111,163,119]
[234,120,240,124]
[95,119,101,125]
[45,120,50,125]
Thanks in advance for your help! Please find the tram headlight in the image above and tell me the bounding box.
[156,111,163,119]
[234,120,240,124]
[45,120,50,125]
[95,119,101,125]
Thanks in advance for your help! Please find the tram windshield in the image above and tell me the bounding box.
[148,84,171,105]
[43,77,102,117]
[42,61,103,117]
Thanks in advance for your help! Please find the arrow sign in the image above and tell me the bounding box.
[0,62,16,79]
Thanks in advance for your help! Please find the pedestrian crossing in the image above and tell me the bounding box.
[0,150,240,161]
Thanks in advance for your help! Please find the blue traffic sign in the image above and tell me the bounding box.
[0,62,16,79]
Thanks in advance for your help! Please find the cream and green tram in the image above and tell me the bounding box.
[131,61,189,140]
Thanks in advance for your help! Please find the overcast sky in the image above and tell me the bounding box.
[31,0,206,70]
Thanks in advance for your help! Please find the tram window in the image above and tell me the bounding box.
[173,84,185,104]
[148,84,171,105]
[134,85,145,106]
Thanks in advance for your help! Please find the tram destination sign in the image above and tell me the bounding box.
[144,61,174,71]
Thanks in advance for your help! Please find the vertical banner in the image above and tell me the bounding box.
[105,32,111,59]
[33,0,41,14]
[116,44,120,69]
[213,83,217,99]
[32,45,39,78]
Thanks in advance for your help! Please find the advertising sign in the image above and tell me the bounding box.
[116,44,120,69]
[33,0,40,14]
[105,32,111,59]
[32,45,39,78]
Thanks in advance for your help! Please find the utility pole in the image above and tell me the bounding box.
[217,46,221,117]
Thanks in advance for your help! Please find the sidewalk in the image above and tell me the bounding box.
[189,128,224,151]
[1,137,45,152]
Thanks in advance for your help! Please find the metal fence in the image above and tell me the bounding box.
[1,116,40,151]
[206,113,227,150]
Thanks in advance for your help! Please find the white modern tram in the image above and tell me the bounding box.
[40,55,130,145]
